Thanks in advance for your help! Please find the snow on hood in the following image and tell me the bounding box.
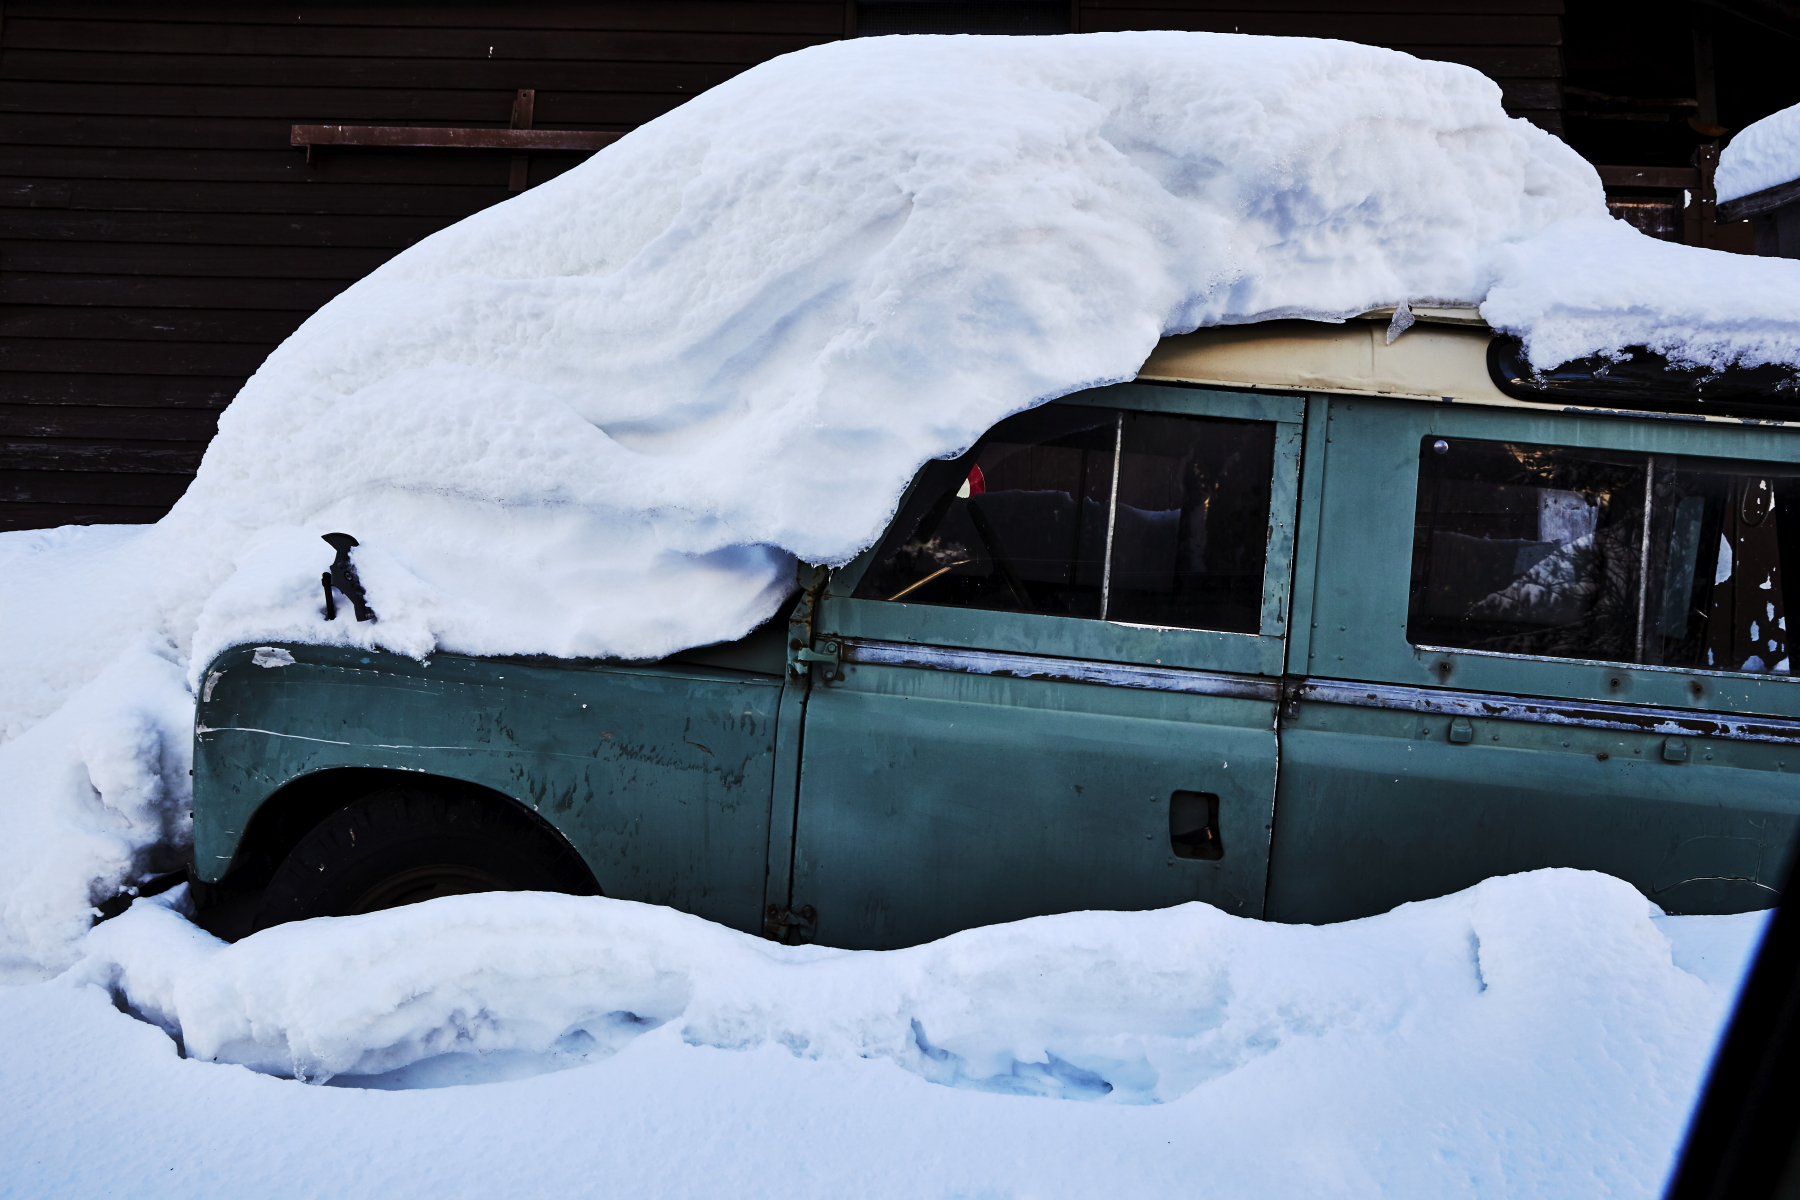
[3,31,1800,970]
[1719,101,1800,204]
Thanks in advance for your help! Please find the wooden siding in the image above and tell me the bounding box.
[0,1,1559,531]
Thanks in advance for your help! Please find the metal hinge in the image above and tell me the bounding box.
[786,563,842,681]
[764,904,817,944]
[792,640,842,682]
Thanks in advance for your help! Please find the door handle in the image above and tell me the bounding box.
[1170,790,1222,860]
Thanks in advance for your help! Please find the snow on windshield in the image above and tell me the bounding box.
[1719,100,1800,203]
[1,31,1797,987]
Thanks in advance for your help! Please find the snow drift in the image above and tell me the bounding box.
[0,869,1753,1197]
[1719,100,1800,204]
[79,870,1755,1115]
[4,32,1800,971]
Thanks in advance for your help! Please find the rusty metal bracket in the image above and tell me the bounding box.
[508,88,535,192]
[292,84,620,176]
[786,564,832,679]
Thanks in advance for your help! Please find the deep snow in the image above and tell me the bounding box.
[1719,101,1800,204]
[0,35,1794,1194]
[0,870,1768,1198]
[6,31,1800,976]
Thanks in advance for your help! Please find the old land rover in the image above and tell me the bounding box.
[189,309,1800,947]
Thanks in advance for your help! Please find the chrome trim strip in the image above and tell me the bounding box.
[837,638,1282,702]
[1295,677,1800,745]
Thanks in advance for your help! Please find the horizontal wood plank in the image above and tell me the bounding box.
[0,469,194,505]
[0,371,241,408]
[0,305,309,344]
[0,240,398,279]
[0,337,276,376]
[5,19,832,64]
[292,125,623,152]
[4,112,639,152]
[0,403,221,440]
[1,49,747,96]
[0,209,459,249]
[0,177,512,218]
[4,3,848,34]
[0,272,348,311]
[0,438,208,472]
[0,146,524,186]
[0,81,687,129]
[1494,78,1561,109]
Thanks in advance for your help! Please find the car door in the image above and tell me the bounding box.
[783,383,1302,949]
[1270,394,1800,924]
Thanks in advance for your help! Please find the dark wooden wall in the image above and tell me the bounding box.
[0,0,1562,532]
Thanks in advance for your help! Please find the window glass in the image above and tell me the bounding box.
[856,403,1275,635]
[1408,436,1800,674]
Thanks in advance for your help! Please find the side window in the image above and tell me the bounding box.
[856,403,1276,635]
[1408,436,1799,675]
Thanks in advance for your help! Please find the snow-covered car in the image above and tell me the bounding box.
[190,309,1800,946]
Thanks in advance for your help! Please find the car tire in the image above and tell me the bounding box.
[252,787,598,931]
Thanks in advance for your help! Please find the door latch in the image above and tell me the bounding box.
[791,640,842,682]
[1448,717,1474,744]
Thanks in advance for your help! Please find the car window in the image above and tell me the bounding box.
[1408,435,1800,674]
[856,403,1275,634]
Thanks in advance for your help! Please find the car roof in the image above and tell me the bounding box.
[1139,310,1798,425]
[1139,308,1507,406]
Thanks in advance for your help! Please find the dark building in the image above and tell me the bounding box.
[1,1,1796,532]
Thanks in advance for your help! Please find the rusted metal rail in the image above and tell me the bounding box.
[290,125,622,155]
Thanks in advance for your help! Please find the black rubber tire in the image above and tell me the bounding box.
[252,788,598,931]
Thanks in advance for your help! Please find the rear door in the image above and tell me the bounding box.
[787,384,1302,949]
[1271,395,1800,923]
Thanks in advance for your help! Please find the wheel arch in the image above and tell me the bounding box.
[201,767,601,903]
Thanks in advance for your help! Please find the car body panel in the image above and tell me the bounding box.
[194,642,784,932]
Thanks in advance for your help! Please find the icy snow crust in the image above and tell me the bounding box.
[3,31,1800,973]
[1719,101,1800,203]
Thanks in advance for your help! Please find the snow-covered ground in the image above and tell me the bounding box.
[2,32,1797,1198]
[1,870,1770,1198]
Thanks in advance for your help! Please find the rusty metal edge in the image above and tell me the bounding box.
[1298,676,1800,745]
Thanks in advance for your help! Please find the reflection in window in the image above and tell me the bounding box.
[856,403,1275,635]
[1408,437,1798,674]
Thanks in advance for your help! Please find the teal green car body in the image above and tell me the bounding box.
[192,319,1800,947]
